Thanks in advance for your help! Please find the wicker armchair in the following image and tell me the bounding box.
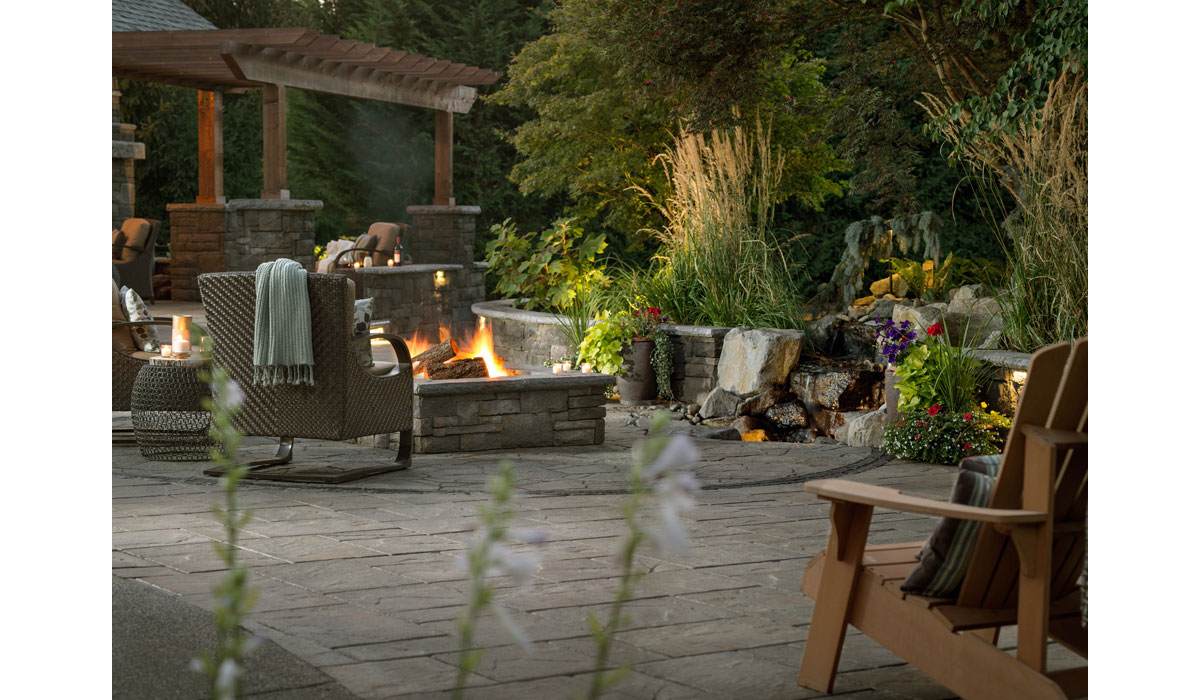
[197,271,414,480]
[112,218,160,302]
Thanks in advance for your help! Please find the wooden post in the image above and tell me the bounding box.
[434,109,453,206]
[261,85,288,200]
[197,90,224,204]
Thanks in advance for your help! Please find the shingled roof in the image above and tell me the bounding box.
[112,0,217,32]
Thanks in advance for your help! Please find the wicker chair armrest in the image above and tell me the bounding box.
[351,332,412,365]
[112,319,174,331]
[331,247,377,267]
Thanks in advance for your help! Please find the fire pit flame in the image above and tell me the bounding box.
[401,322,510,379]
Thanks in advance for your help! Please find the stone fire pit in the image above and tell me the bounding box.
[411,371,613,454]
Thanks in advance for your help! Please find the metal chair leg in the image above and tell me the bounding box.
[203,437,293,479]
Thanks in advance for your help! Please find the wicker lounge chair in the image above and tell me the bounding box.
[797,338,1087,699]
[112,218,160,302]
[197,271,414,482]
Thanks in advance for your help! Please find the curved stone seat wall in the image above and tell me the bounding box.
[472,300,731,404]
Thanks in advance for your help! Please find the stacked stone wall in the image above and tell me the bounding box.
[224,199,319,272]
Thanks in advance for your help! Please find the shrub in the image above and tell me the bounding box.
[483,218,609,311]
[882,406,1009,465]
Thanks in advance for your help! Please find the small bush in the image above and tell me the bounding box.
[484,217,609,311]
[882,406,1010,465]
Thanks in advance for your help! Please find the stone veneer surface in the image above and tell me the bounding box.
[360,263,487,342]
[166,199,320,301]
[353,372,612,454]
[473,300,731,405]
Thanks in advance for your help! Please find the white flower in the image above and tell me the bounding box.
[212,378,244,412]
[649,470,700,553]
[215,658,240,699]
[643,434,701,480]
[490,603,533,652]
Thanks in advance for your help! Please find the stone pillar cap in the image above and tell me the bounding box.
[406,205,481,215]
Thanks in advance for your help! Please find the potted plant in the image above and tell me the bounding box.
[578,307,671,405]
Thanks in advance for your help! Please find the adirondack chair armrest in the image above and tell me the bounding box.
[804,479,1048,524]
[1020,425,1087,450]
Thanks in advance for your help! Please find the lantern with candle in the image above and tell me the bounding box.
[171,315,192,357]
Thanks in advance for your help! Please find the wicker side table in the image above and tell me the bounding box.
[131,356,216,461]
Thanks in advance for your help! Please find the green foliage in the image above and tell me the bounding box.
[651,333,675,401]
[882,406,1008,465]
[491,0,841,240]
[882,254,977,301]
[553,281,603,361]
[577,313,631,376]
[894,331,989,413]
[483,218,609,311]
[192,333,258,700]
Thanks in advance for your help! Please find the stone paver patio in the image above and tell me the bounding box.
[113,406,1081,699]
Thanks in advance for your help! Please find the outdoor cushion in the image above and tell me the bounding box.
[900,458,998,598]
[367,222,401,266]
[112,229,127,260]
[112,279,138,354]
[364,360,399,377]
[353,297,375,368]
[352,233,376,263]
[118,219,152,263]
[122,286,162,352]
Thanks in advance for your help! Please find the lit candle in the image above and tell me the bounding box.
[552,363,563,374]
[160,344,172,358]
[580,362,593,373]
[562,361,573,371]
[387,259,395,267]
[171,315,192,356]
[353,261,362,269]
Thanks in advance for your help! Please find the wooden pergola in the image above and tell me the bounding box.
[112,28,502,205]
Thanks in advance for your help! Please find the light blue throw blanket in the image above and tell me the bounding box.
[253,258,314,386]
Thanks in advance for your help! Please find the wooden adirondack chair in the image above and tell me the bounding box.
[797,338,1087,700]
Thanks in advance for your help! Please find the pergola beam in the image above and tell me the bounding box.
[219,41,477,113]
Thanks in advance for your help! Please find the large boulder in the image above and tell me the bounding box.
[893,302,948,340]
[869,274,910,298]
[736,387,793,417]
[805,314,840,356]
[838,407,890,448]
[790,365,884,411]
[699,387,741,419]
[716,327,806,396]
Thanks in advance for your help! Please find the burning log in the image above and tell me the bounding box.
[412,339,460,370]
[426,356,488,380]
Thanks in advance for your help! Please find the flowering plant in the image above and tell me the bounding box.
[881,404,1010,465]
[874,318,917,365]
[627,307,665,339]
[894,320,988,413]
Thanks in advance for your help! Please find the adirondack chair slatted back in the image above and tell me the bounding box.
[957,338,1088,610]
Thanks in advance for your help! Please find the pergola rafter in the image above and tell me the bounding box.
[112,27,501,203]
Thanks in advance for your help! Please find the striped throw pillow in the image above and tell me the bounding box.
[900,459,998,598]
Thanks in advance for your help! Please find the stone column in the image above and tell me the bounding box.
[165,199,321,301]
[224,199,321,271]
[166,203,228,301]
[405,204,487,338]
[112,86,146,229]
